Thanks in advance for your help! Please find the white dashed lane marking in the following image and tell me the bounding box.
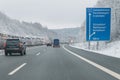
[36,52,41,56]
[8,63,27,75]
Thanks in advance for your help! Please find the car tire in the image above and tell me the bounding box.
[9,53,12,56]
[5,51,8,56]
[20,51,24,56]
[24,50,26,55]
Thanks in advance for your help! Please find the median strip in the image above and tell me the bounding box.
[63,46,120,80]
[8,63,27,75]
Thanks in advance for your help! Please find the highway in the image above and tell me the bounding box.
[0,45,120,80]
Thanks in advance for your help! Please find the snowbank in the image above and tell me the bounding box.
[71,41,120,58]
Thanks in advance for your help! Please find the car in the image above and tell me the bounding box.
[46,43,52,46]
[4,39,26,56]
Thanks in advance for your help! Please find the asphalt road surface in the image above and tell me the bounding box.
[0,45,120,80]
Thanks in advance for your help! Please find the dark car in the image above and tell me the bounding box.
[46,43,52,46]
[4,39,26,56]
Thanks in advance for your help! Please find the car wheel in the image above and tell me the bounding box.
[24,50,26,55]
[5,51,8,56]
[20,51,24,56]
[9,53,12,56]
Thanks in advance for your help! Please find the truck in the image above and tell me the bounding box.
[53,39,60,47]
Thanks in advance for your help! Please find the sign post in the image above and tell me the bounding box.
[86,8,111,49]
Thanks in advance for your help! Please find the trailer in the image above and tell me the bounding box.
[53,39,60,47]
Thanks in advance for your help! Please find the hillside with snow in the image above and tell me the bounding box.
[0,11,49,38]
[51,27,80,43]
[0,11,80,44]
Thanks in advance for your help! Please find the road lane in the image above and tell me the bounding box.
[65,45,120,74]
[63,45,120,80]
[7,46,117,80]
[0,46,45,80]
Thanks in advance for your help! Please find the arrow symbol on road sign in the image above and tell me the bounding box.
[90,32,96,38]
[89,13,91,40]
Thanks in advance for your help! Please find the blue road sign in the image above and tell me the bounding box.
[86,8,111,41]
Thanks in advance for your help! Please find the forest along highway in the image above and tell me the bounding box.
[0,45,119,80]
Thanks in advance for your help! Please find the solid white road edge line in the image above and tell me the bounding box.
[36,52,41,56]
[63,46,120,80]
[8,63,27,75]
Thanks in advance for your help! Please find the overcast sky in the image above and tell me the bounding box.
[0,0,98,29]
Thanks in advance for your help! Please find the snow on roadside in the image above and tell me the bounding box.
[71,41,120,58]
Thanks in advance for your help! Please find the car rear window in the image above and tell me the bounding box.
[6,39,20,45]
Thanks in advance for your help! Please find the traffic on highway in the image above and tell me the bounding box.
[0,0,120,80]
[0,45,120,80]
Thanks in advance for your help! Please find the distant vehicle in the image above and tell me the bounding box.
[47,43,52,46]
[4,39,26,56]
[53,39,60,47]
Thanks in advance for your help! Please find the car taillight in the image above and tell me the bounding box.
[3,42,6,48]
[19,43,22,47]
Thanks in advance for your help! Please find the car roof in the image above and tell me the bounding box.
[6,39,20,41]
